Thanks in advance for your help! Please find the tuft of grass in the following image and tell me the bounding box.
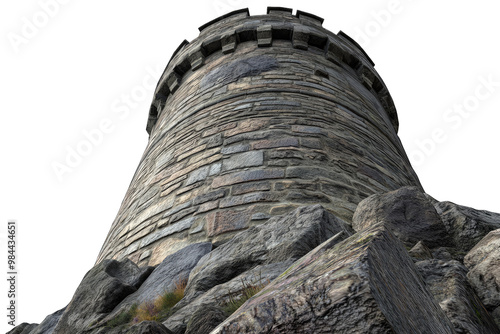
[222,278,268,316]
[133,278,187,323]
[106,304,138,327]
[105,278,187,328]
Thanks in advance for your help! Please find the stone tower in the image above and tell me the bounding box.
[97,7,422,266]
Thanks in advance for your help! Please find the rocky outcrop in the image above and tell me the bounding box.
[416,259,499,333]
[183,205,353,302]
[13,190,500,333]
[164,261,294,333]
[352,186,449,248]
[7,323,38,334]
[212,224,456,333]
[101,243,212,324]
[465,229,500,327]
[53,259,152,334]
[436,201,500,256]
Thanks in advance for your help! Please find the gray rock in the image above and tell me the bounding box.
[409,240,433,260]
[435,201,500,256]
[95,321,173,334]
[102,243,212,325]
[164,261,293,334]
[29,307,66,334]
[53,259,151,334]
[184,205,353,302]
[352,186,449,248]
[212,224,456,333]
[6,323,38,334]
[184,306,227,334]
[416,259,500,333]
[465,229,500,327]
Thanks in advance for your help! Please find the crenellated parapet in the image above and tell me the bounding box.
[146,7,398,136]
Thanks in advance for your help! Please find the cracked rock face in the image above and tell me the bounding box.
[52,259,152,334]
[183,204,353,302]
[352,186,449,248]
[416,259,499,334]
[465,229,500,327]
[212,224,456,333]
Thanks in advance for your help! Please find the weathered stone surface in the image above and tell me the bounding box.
[435,201,500,255]
[29,307,66,334]
[53,259,151,334]
[465,229,500,327]
[409,240,433,260]
[416,259,500,333]
[164,261,293,334]
[200,55,279,90]
[6,323,38,334]
[96,321,173,334]
[184,306,227,334]
[212,224,456,334]
[103,243,212,324]
[184,205,353,302]
[352,186,449,248]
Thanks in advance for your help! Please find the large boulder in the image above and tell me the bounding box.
[164,261,294,333]
[93,321,173,334]
[53,259,152,334]
[102,243,212,325]
[6,323,38,334]
[416,259,500,333]
[465,229,500,327]
[184,205,353,302]
[212,224,457,333]
[352,186,449,248]
[435,201,500,256]
[29,307,66,334]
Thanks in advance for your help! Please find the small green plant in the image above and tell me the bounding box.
[222,278,268,316]
[106,304,138,327]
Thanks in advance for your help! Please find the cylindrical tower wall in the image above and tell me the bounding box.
[97,8,422,266]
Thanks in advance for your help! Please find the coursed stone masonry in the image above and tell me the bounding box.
[97,7,422,266]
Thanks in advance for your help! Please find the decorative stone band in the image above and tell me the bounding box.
[146,7,398,135]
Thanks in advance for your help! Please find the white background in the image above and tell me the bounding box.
[1,0,499,330]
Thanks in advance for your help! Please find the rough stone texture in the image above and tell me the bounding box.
[409,240,433,261]
[164,261,293,334]
[6,323,38,334]
[29,307,66,334]
[183,205,353,302]
[97,8,423,266]
[416,259,500,333]
[184,306,227,334]
[53,259,152,334]
[352,186,449,248]
[94,321,173,334]
[435,201,500,255]
[101,243,212,325]
[465,229,500,327]
[212,224,456,333]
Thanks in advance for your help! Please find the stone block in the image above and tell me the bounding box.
[221,150,264,171]
[212,169,284,188]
